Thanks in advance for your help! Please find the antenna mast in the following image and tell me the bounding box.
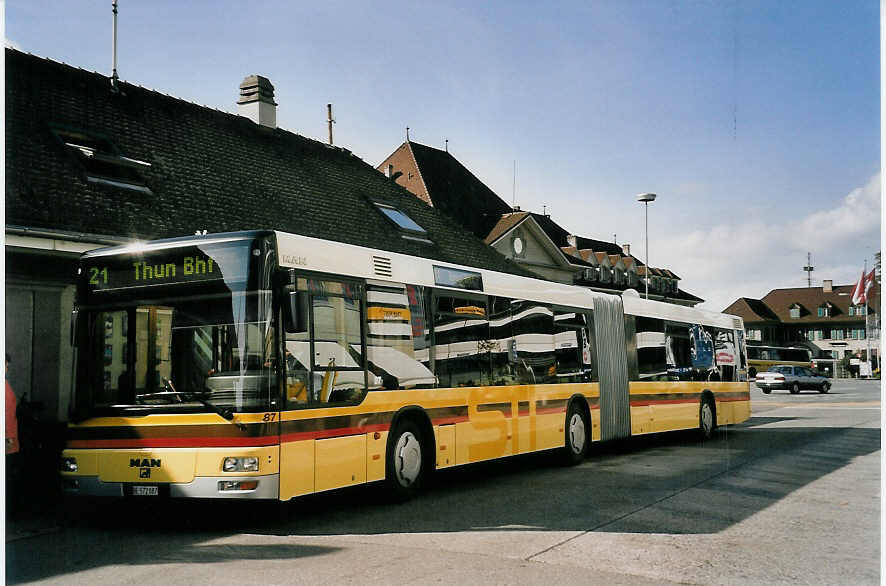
[512,160,516,209]
[327,104,335,145]
[803,252,815,287]
[110,0,119,91]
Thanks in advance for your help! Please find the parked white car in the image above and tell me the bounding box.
[755,365,831,394]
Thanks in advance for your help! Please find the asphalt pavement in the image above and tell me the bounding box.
[5,378,881,585]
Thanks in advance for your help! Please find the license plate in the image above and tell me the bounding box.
[132,485,159,496]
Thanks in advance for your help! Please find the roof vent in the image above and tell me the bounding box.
[372,256,393,278]
[237,75,277,128]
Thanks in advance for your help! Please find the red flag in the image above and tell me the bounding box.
[851,269,867,305]
[864,269,876,300]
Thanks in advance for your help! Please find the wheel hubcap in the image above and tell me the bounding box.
[568,413,586,454]
[394,432,421,487]
[701,404,713,433]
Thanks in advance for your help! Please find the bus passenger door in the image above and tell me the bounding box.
[279,275,368,500]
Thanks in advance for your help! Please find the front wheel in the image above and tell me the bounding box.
[562,401,589,465]
[790,382,800,394]
[386,421,425,501]
[761,388,771,394]
[819,381,830,394]
[699,397,716,440]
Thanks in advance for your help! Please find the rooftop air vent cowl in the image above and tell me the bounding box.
[237,75,277,128]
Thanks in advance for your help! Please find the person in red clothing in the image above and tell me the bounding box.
[6,354,18,455]
[6,353,21,515]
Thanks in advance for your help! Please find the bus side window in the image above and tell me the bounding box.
[364,283,435,391]
[636,317,666,380]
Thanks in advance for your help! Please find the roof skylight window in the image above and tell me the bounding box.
[51,126,152,194]
[373,202,428,239]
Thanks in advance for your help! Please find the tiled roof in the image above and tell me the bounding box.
[406,141,513,240]
[484,212,529,245]
[5,49,533,278]
[723,298,780,322]
[528,213,570,246]
[570,235,625,257]
[760,285,877,323]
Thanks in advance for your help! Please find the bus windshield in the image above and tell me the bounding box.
[74,237,277,415]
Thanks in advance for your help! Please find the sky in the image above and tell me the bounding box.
[5,1,881,311]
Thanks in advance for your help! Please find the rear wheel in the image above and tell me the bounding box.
[699,397,716,440]
[761,388,771,394]
[790,382,800,394]
[386,421,425,501]
[562,401,589,465]
[819,381,830,394]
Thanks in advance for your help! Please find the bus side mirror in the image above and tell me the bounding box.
[283,291,306,333]
[283,292,297,333]
[70,309,79,346]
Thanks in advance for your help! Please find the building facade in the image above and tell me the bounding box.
[724,279,880,375]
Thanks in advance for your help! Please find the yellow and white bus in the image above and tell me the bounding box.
[746,345,812,378]
[61,230,750,501]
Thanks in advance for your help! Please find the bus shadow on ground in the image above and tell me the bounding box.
[261,421,879,537]
[73,418,878,538]
[6,420,879,583]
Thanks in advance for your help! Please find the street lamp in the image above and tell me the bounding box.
[636,192,657,299]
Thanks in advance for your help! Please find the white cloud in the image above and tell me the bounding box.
[789,173,881,250]
[659,172,881,312]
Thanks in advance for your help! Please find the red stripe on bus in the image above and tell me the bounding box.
[536,407,567,415]
[432,416,470,426]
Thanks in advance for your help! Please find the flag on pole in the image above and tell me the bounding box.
[851,269,876,305]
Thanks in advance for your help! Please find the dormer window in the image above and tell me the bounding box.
[51,126,152,194]
[373,202,430,242]
[789,304,801,319]
[817,304,830,318]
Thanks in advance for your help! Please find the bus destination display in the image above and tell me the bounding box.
[85,249,241,292]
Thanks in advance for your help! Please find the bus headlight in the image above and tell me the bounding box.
[60,457,78,472]
[222,457,259,472]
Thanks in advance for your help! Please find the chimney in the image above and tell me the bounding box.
[238,75,277,128]
[622,243,631,256]
[385,164,394,178]
[823,279,833,293]
[567,235,577,248]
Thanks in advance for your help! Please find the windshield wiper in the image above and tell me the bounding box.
[139,379,247,431]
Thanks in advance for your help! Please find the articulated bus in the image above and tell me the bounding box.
[746,345,812,378]
[61,230,750,501]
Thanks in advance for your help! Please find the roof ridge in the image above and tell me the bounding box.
[5,47,347,156]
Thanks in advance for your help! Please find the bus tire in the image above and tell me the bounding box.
[699,396,716,440]
[563,400,589,465]
[790,383,800,394]
[761,388,771,394]
[386,420,425,501]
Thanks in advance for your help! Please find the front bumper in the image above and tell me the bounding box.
[755,381,788,390]
[61,473,279,499]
